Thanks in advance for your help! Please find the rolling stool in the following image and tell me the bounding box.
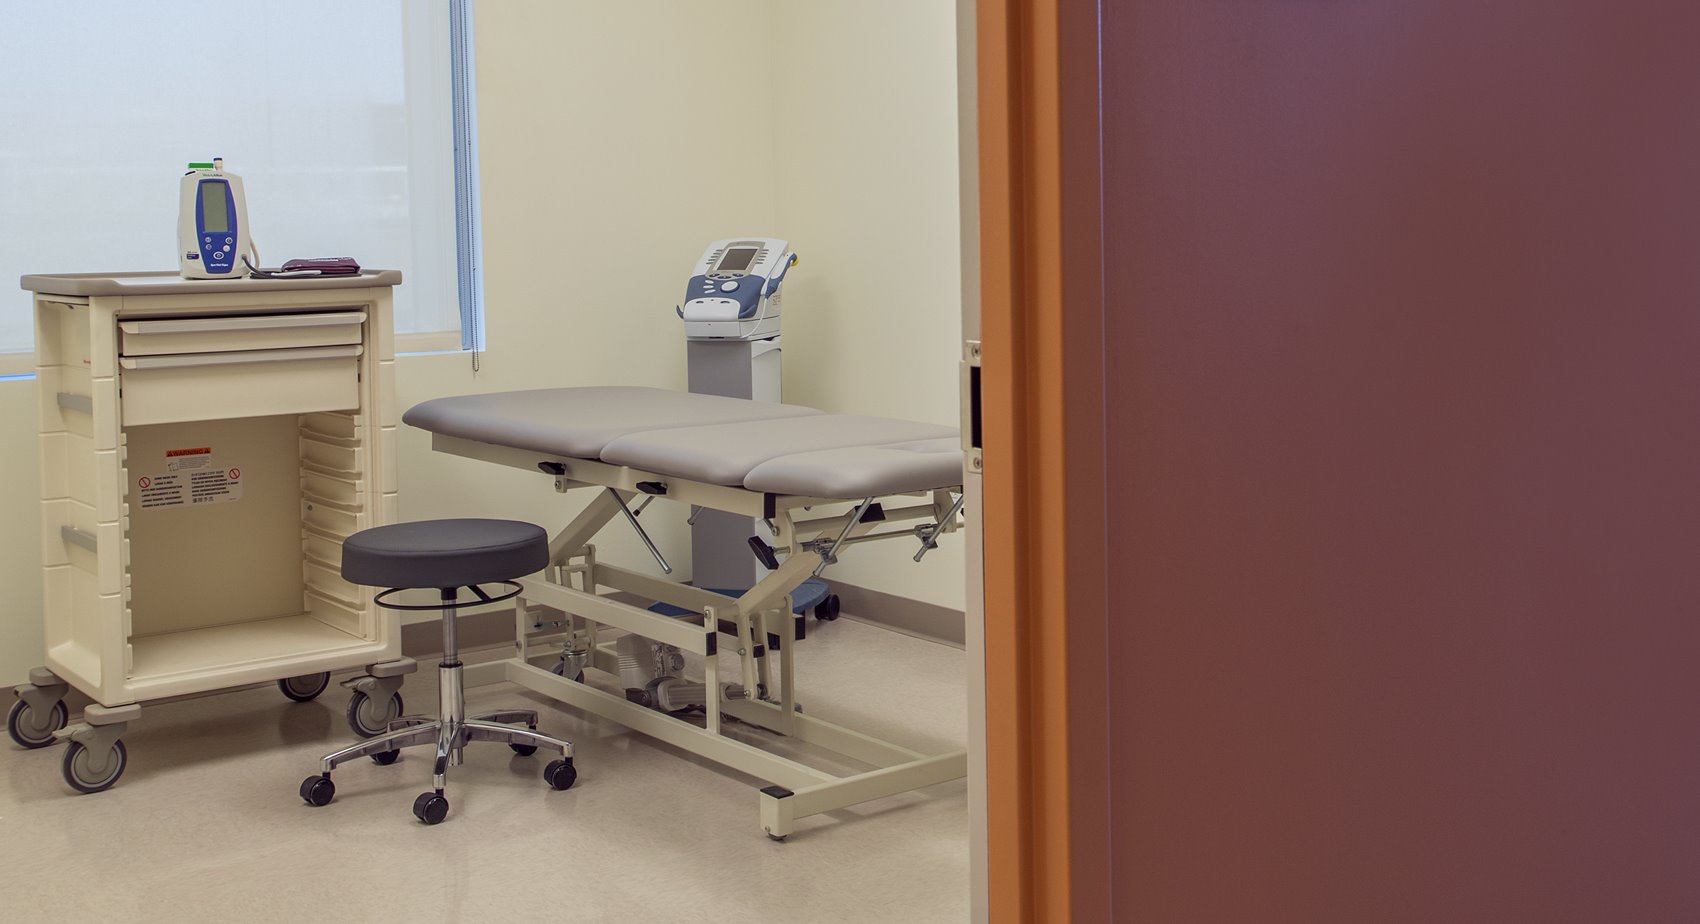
[299,519,576,824]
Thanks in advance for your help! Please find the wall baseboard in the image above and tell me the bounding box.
[828,580,966,649]
[401,604,549,658]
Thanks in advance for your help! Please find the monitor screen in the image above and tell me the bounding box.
[200,181,229,233]
[716,247,757,273]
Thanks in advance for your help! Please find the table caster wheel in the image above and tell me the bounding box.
[371,749,401,766]
[544,757,577,790]
[346,691,404,738]
[277,672,331,702]
[414,791,449,825]
[7,698,68,749]
[62,740,127,794]
[549,661,585,683]
[300,775,336,806]
[814,594,841,621]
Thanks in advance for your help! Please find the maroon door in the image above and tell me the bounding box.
[1101,3,1700,919]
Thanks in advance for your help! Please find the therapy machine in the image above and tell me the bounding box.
[680,238,797,341]
[680,238,820,599]
[406,385,966,838]
[179,158,254,279]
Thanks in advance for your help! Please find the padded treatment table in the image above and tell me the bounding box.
[404,385,963,496]
[404,386,967,838]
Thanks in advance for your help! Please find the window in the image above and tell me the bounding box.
[0,0,467,374]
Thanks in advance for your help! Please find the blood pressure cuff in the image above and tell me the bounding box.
[282,257,361,276]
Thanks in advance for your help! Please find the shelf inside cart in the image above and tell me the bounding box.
[127,613,378,694]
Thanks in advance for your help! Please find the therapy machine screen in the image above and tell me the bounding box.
[716,247,758,274]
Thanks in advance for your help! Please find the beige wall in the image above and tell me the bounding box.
[0,1,963,686]
[391,0,782,573]
[771,1,966,607]
[409,0,965,607]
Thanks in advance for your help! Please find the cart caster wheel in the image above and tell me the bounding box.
[371,749,401,766]
[300,775,336,806]
[766,832,788,842]
[346,691,404,738]
[62,740,127,794]
[413,791,449,825]
[7,698,68,749]
[815,594,841,621]
[544,758,577,790]
[278,672,332,702]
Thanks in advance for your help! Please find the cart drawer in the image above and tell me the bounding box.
[119,311,365,356]
[119,345,363,426]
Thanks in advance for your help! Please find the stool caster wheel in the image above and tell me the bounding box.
[414,791,449,825]
[544,757,577,790]
[277,672,331,702]
[346,691,404,738]
[371,749,401,766]
[300,775,336,806]
[510,724,542,757]
[63,740,127,794]
[7,698,68,749]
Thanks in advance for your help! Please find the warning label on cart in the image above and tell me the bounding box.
[138,452,244,508]
[165,447,215,471]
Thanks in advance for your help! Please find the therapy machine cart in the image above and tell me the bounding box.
[9,271,412,793]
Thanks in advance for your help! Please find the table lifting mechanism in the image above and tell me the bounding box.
[474,472,963,840]
[547,480,962,717]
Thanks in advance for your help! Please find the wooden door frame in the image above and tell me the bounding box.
[975,0,1110,919]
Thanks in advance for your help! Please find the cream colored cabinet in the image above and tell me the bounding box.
[9,272,413,793]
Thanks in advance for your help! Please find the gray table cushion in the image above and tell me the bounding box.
[742,437,963,497]
[600,415,959,488]
[341,519,548,589]
[402,386,821,459]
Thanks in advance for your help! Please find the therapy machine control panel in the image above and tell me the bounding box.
[680,238,798,340]
[179,158,254,279]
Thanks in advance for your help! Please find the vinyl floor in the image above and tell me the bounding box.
[0,615,968,923]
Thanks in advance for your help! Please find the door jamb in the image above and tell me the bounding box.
[975,0,1109,919]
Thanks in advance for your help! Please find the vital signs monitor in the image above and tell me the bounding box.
[179,158,254,279]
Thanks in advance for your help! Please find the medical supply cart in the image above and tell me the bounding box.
[10,271,412,793]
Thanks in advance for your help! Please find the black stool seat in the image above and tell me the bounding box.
[341,519,548,590]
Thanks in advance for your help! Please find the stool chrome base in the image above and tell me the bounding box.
[301,661,576,824]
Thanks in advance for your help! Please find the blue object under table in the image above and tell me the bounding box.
[648,577,837,621]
